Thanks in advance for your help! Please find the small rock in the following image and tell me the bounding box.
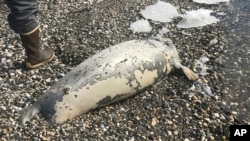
[173,130,178,136]
[232,111,237,115]
[204,118,211,123]
[213,113,220,118]
[32,137,40,141]
[151,117,159,126]
[168,131,172,136]
[166,119,173,125]
[0,106,7,111]
[129,136,135,141]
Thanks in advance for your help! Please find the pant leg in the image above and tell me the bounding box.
[4,0,39,34]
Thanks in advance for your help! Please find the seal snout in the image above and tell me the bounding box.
[20,103,40,125]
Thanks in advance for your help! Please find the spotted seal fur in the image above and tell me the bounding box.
[20,38,198,124]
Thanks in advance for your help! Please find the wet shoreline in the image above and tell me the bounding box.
[221,0,250,123]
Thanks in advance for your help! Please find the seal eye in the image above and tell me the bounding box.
[63,87,71,95]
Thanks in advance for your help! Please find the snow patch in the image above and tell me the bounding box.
[209,38,218,45]
[140,1,179,22]
[196,79,214,96]
[194,56,210,76]
[129,19,152,33]
[130,2,224,32]
[158,27,170,35]
[193,0,230,4]
[177,9,219,28]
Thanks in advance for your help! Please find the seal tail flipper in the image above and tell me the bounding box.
[20,103,41,125]
[182,66,198,81]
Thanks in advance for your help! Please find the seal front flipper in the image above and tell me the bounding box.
[172,60,198,81]
[181,66,198,81]
[161,38,198,81]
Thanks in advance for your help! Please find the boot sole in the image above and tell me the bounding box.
[26,52,55,69]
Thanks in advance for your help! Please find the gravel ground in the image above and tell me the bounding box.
[221,0,250,125]
[0,0,248,140]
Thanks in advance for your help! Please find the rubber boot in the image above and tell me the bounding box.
[20,28,54,69]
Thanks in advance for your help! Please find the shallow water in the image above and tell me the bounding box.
[222,0,250,123]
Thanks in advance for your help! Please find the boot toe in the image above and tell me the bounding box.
[26,48,55,69]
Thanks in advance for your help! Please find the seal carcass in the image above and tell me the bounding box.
[20,38,198,124]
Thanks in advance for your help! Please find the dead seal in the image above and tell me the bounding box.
[20,38,198,124]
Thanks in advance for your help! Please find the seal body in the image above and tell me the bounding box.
[21,39,198,124]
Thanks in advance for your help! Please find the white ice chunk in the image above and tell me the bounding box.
[177,9,219,28]
[216,12,226,16]
[140,1,179,22]
[159,27,170,35]
[204,85,212,95]
[193,0,230,4]
[129,19,152,33]
[194,56,210,76]
[200,56,210,63]
[209,38,218,45]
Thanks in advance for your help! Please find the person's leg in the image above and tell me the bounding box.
[4,0,54,69]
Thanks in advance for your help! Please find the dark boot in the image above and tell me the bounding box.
[20,28,55,69]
